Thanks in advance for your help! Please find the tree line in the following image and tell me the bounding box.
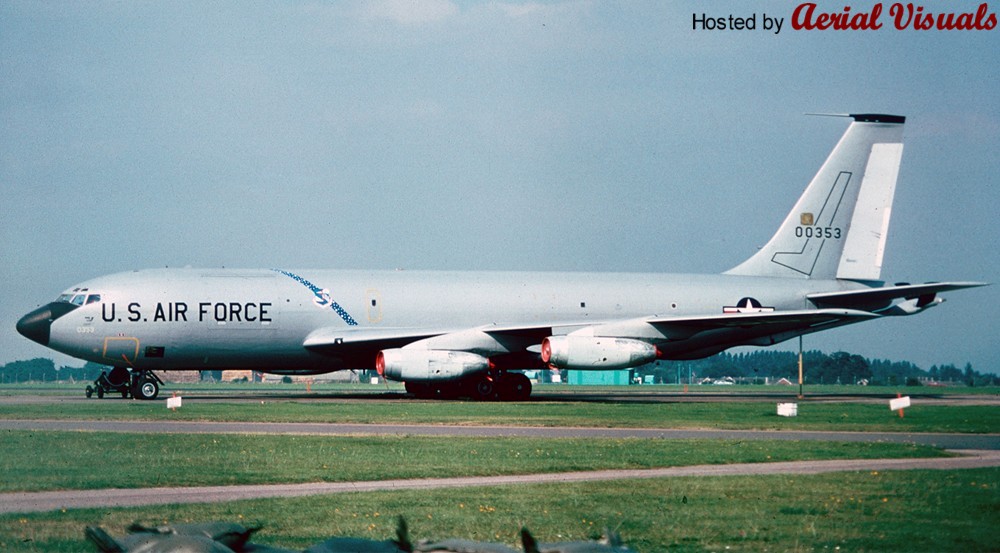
[0,352,996,386]
[0,358,110,384]
[639,350,996,386]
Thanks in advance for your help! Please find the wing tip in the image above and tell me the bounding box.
[804,112,906,124]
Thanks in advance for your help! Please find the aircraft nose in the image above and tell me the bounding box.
[16,302,78,346]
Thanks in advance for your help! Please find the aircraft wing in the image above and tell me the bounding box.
[303,326,455,352]
[302,323,561,355]
[598,308,880,342]
[301,309,878,361]
[648,308,878,330]
[603,308,881,359]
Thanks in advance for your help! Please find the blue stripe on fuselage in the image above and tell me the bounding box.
[272,269,358,326]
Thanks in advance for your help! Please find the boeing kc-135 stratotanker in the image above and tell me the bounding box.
[16,114,986,400]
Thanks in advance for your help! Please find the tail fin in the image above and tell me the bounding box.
[725,114,905,281]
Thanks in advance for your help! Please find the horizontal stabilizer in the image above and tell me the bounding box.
[808,282,989,310]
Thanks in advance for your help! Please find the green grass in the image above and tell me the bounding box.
[0,430,948,492]
[2,468,997,552]
[0,384,995,551]
[0,398,996,433]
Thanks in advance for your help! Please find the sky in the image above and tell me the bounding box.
[2,1,998,373]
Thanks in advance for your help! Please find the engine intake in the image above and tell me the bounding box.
[541,336,657,370]
[376,349,490,382]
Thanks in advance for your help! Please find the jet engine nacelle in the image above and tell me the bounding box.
[376,349,491,382]
[540,336,658,370]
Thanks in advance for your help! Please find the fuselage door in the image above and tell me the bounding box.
[103,336,140,365]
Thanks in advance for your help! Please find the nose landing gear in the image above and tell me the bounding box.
[85,367,163,400]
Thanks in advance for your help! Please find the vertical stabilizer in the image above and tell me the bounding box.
[725,114,905,280]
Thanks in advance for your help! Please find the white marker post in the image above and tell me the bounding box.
[889,395,910,418]
[777,403,798,417]
[166,394,182,411]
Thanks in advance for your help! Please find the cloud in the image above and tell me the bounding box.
[495,2,546,18]
[361,0,459,25]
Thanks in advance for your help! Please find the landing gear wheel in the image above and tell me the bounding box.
[96,387,104,399]
[107,366,131,388]
[500,373,532,401]
[85,385,94,398]
[135,378,160,400]
[473,376,498,401]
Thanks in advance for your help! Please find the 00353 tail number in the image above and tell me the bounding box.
[795,226,842,239]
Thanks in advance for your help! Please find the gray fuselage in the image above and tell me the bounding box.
[41,268,867,373]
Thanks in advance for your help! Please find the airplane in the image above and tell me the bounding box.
[16,113,987,401]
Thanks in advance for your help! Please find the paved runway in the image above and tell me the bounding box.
[2,419,998,450]
[3,449,998,514]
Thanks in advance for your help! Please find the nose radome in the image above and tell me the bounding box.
[16,303,79,346]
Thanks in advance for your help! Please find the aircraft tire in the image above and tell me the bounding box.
[107,366,131,388]
[472,376,499,401]
[134,377,159,401]
[96,387,104,399]
[85,385,93,398]
[500,373,532,401]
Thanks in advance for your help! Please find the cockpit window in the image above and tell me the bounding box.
[57,289,100,305]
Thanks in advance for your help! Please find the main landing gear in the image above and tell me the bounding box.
[405,371,532,401]
[85,367,163,400]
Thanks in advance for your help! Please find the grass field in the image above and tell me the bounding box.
[1,396,997,433]
[0,430,947,492]
[2,469,997,552]
[0,384,996,551]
